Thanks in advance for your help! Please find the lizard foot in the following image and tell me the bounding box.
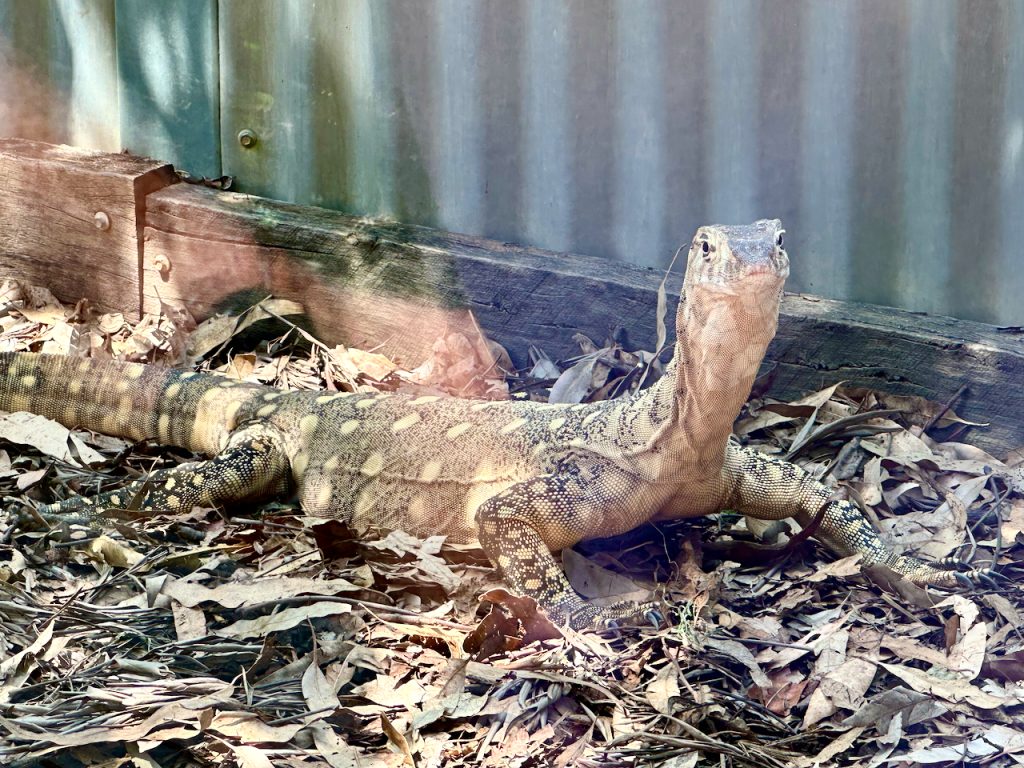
[547,595,666,631]
[17,496,109,529]
[888,553,997,589]
[7,499,106,544]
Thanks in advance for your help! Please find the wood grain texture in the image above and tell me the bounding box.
[144,184,1024,454]
[0,138,177,316]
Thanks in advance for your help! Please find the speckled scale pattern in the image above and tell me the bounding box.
[0,221,978,628]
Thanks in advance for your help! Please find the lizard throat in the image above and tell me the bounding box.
[615,285,782,477]
[676,286,781,449]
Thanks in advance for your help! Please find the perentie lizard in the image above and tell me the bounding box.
[0,220,984,628]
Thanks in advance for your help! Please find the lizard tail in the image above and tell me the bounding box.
[0,352,265,455]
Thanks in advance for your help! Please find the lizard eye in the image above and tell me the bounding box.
[775,230,785,249]
[701,240,711,257]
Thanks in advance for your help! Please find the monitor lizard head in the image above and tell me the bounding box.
[685,218,789,297]
[678,218,789,347]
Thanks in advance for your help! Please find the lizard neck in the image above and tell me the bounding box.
[672,286,780,458]
[607,286,780,475]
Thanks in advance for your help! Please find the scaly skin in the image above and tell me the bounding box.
[0,221,984,628]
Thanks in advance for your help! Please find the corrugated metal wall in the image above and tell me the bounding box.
[1,0,1022,324]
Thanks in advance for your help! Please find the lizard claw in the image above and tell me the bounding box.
[645,608,665,628]
[597,618,624,637]
[954,571,976,589]
[978,570,1005,589]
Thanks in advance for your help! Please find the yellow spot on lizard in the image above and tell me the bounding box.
[354,487,376,516]
[300,414,319,440]
[470,458,498,483]
[408,494,427,519]
[500,417,528,434]
[225,400,242,423]
[391,413,422,432]
[315,482,333,508]
[360,452,384,477]
[446,422,473,439]
[419,460,443,483]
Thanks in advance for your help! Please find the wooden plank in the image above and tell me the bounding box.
[143,185,484,367]
[0,138,178,317]
[144,184,1024,454]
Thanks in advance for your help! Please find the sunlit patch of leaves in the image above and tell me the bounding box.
[0,283,1021,766]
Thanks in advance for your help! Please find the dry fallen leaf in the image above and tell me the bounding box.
[802,656,876,728]
[0,412,104,465]
[161,575,363,609]
[217,601,354,639]
[879,662,1017,710]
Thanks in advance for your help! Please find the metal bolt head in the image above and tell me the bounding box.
[238,129,258,148]
[93,211,110,231]
[153,253,171,276]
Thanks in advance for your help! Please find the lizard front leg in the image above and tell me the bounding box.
[26,424,290,526]
[475,461,667,630]
[724,445,987,585]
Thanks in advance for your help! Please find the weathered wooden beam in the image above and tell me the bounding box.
[0,138,178,317]
[143,184,1024,454]
[0,140,1017,453]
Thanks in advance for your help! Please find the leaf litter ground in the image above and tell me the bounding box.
[0,279,1021,767]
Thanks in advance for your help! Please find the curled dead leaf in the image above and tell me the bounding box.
[464,588,562,660]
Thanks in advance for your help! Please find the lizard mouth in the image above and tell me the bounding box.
[742,248,790,281]
[742,261,789,280]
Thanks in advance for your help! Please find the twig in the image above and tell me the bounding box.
[921,383,968,434]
